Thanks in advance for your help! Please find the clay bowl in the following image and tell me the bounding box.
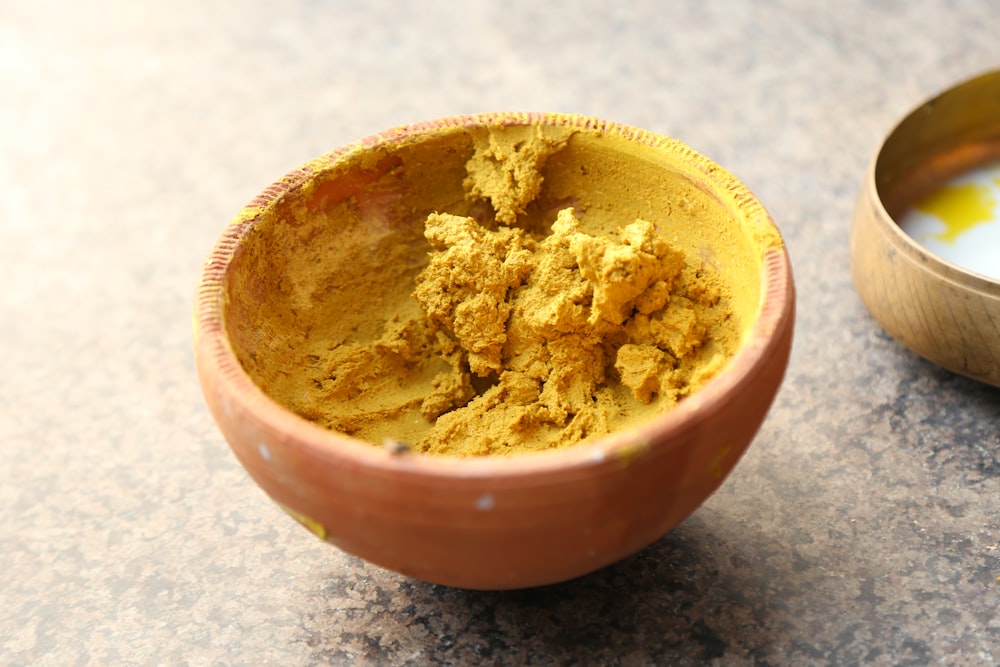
[851,71,1000,387]
[194,112,795,589]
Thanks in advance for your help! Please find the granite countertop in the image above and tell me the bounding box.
[3,1,998,665]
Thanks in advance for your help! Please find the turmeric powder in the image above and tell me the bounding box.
[234,123,743,456]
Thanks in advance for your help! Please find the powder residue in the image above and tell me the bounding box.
[289,127,739,456]
[463,124,572,225]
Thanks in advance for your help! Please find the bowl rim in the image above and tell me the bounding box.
[866,68,1000,293]
[194,111,795,480]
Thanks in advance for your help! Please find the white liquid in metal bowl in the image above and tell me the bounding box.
[898,160,1000,280]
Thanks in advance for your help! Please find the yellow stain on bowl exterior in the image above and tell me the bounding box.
[275,502,328,541]
[709,445,732,480]
[915,180,996,243]
[614,439,651,468]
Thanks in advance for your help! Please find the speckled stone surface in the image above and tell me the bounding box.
[3,1,998,665]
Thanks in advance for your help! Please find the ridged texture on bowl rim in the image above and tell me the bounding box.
[194,111,794,479]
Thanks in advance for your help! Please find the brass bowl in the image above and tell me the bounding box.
[851,70,1000,387]
[194,113,795,589]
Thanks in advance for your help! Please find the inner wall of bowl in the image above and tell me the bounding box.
[224,123,766,447]
[875,71,1000,224]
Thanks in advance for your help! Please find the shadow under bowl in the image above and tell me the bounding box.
[194,112,795,589]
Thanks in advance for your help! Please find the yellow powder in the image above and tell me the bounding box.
[236,124,745,457]
[408,208,730,456]
[463,124,573,225]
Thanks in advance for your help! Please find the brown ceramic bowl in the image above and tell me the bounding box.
[194,113,795,589]
[851,70,1000,387]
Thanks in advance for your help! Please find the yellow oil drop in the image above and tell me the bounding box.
[915,181,996,243]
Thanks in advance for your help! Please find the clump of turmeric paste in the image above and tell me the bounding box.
[282,126,740,456]
[462,124,571,225]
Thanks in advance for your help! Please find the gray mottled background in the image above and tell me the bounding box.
[2,1,998,665]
